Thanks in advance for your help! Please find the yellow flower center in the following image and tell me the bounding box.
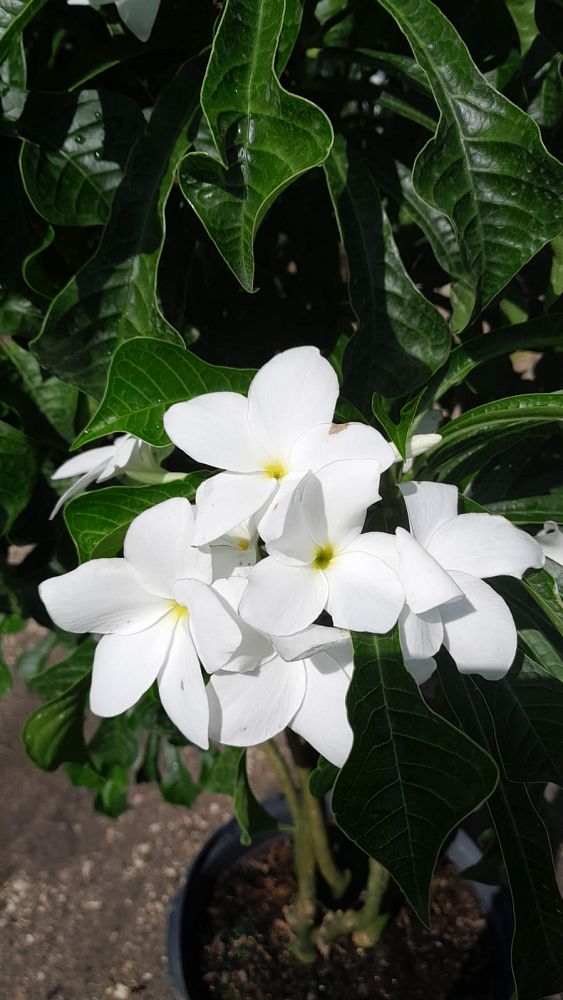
[170,601,189,620]
[312,544,334,570]
[238,539,250,551]
[264,460,286,480]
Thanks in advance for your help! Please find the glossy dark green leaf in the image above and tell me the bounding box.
[522,567,563,637]
[277,0,303,73]
[486,495,563,524]
[29,639,95,701]
[332,630,498,923]
[89,715,139,771]
[93,767,130,818]
[160,742,200,808]
[519,628,563,682]
[64,478,206,564]
[0,0,46,65]
[0,339,77,441]
[372,391,423,461]
[476,669,563,784]
[325,136,450,407]
[439,660,563,1000]
[504,0,538,52]
[378,0,563,323]
[234,748,279,846]
[22,674,89,771]
[424,315,563,404]
[4,89,145,226]
[179,0,333,292]
[72,338,254,449]
[0,419,37,533]
[32,60,204,397]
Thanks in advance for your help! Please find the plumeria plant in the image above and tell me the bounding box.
[1,0,563,994]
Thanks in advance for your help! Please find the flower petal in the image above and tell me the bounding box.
[49,467,103,519]
[193,472,276,545]
[399,606,443,660]
[247,346,339,461]
[240,557,328,635]
[536,521,563,567]
[164,392,267,473]
[211,577,274,671]
[124,497,212,596]
[272,624,350,661]
[428,513,544,580]
[441,571,517,679]
[39,559,167,635]
[291,421,395,475]
[115,0,161,41]
[302,460,382,549]
[158,622,209,748]
[51,446,115,480]
[326,551,404,632]
[395,527,462,614]
[347,531,399,571]
[174,578,243,672]
[211,543,257,581]
[207,657,306,746]
[90,617,172,716]
[404,658,437,685]
[399,481,459,547]
[290,652,353,767]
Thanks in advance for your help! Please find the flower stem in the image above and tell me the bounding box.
[298,766,350,900]
[262,738,300,827]
[314,859,389,948]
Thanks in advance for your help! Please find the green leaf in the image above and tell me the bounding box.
[522,567,563,637]
[29,639,94,701]
[22,674,89,771]
[32,59,204,398]
[16,631,58,681]
[332,630,498,923]
[160,742,199,807]
[485,495,563,524]
[0,420,37,533]
[476,669,563,784]
[64,477,207,564]
[72,338,254,450]
[234,748,279,846]
[0,339,78,441]
[424,315,563,404]
[377,0,563,323]
[6,89,145,227]
[371,390,422,461]
[439,660,563,1000]
[94,767,130,818]
[325,136,450,407]
[308,755,339,798]
[199,744,243,795]
[519,628,563,682]
[136,732,161,785]
[0,658,11,697]
[89,715,139,771]
[0,0,47,65]
[179,0,333,292]
[429,393,563,467]
[277,0,303,73]
[504,0,538,52]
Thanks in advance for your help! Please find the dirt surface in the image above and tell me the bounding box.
[0,623,276,1000]
[199,840,496,1000]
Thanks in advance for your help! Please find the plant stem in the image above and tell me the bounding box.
[262,739,300,827]
[314,859,389,948]
[298,766,350,899]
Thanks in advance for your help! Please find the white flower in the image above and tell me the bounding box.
[536,521,563,567]
[67,0,161,41]
[239,459,404,636]
[389,482,544,681]
[390,409,442,470]
[210,517,259,581]
[39,498,245,748]
[164,346,394,545]
[206,577,353,767]
[50,434,184,518]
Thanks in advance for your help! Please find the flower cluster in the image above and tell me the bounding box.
[40,348,544,766]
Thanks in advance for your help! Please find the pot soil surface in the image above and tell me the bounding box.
[197,839,496,1000]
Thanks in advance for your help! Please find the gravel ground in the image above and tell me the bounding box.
[0,623,276,1000]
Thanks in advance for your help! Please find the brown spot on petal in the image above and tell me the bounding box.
[180,680,185,691]
[329,423,348,435]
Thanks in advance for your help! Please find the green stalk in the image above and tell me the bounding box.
[298,766,350,899]
[315,859,389,948]
[262,739,300,826]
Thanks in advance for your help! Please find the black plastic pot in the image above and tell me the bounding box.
[167,796,514,1000]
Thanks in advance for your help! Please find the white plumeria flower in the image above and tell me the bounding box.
[50,434,184,518]
[210,517,259,581]
[67,0,161,42]
[39,498,246,748]
[164,346,394,545]
[239,459,404,636]
[206,577,353,767]
[536,521,563,567]
[390,433,442,468]
[388,482,544,682]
